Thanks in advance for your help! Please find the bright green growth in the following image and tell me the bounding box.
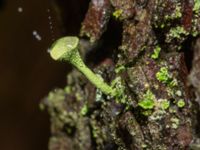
[156,67,171,84]
[113,9,123,19]
[177,99,185,108]
[80,104,88,116]
[194,0,200,13]
[138,90,155,109]
[50,36,116,97]
[151,45,161,59]
[160,99,170,110]
[168,26,188,39]
[50,36,79,61]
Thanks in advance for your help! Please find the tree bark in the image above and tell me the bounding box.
[42,0,200,149]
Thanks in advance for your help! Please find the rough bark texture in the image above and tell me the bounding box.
[42,0,200,149]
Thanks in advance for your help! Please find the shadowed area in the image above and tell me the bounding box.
[0,0,5,10]
[0,0,88,149]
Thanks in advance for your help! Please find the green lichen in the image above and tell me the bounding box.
[115,65,126,73]
[39,103,45,111]
[192,30,199,37]
[168,26,188,39]
[160,99,170,110]
[175,90,182,97]
[91,123,99,138]
[164,5,182,20]
[168,79,178,88]
[141,45,147,51]
[156,67,171,84]
[138,90,155,109]
[113,9,123,19]
[47,89,65,103]
[194,0,200,14]
[177,99,185,108]
[170,117,180,129]
[95,89,103,102]
[64,86,72,94]
[49,36,116,97]
[166,87,174,96]
[111,77,127,104]
[151,45,161,59]
[142,144,148,148]
[169,107,177,113]
[149,109,166,121]
[142,110,153,116]
[174,5,182,18]
[75,93,82,101]
[160,24,165,28]
[191,19,200,37]
[80,104,89,116]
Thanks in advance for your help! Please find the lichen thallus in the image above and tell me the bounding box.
[49,36,116,97]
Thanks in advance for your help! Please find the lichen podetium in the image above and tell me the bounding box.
[50,36,116,97]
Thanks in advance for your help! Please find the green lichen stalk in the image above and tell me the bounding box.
[50,36,115,97]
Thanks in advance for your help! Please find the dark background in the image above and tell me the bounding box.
[0,0,89,149]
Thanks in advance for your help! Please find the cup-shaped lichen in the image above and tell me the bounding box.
[50,36,116,97]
